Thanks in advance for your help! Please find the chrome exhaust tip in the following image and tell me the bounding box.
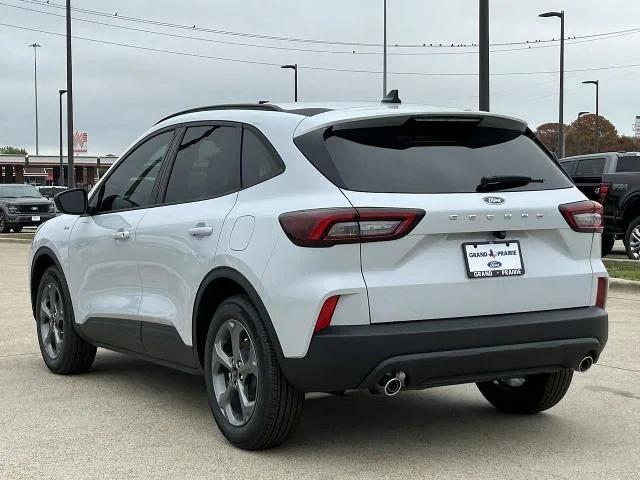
[380,371,406,396]
[578,356,594,372]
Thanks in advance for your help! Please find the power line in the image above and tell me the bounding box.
[12,0,640,50]
[3,1,640,58]
[2,20,640,78]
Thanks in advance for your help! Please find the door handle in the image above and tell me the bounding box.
[112,230,130,240]
[189,225,214,237]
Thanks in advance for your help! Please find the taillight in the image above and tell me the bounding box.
[558,200,603,233]
[314,295,340,333]
[595,276,608,309]
[279,207,425,247]
[598,183,610,204]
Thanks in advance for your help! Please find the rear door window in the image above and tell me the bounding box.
[295,117,572,194]
[164,125,241,204]
[616,155,640,173]
[575,158,606,176]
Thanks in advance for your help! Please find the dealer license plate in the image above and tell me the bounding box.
[32,216,40,222]
[463,241,524,279]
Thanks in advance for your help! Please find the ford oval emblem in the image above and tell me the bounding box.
[483,196,505,205]
[487,260,502,269]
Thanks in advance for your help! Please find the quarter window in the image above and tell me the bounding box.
[92,130,174,213]
[242,128,284,188]
[164,125,240,204]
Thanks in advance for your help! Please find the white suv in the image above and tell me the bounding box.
[29,99,609,450]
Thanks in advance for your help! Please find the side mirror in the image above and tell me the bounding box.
[54,188,88,215]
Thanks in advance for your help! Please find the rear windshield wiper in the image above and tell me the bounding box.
[477,175,544,192]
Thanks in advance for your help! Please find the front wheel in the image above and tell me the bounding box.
[477,370,573,414]
[36,267,97,374]
[0,212,10,233]
[624,216,640,260]
[601,234,615,257]
[11,226,23,233]
[204,294,304,450]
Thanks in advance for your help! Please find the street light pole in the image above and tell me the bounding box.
[66,0,75,188]
[479,0,490,111]
[59,89,67,186]
[583,80,599,152]
[383,0,387,96]
[280,64,298,102]
[539,10,565,158]
[29,43,42,156]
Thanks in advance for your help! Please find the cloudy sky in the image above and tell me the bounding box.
[1,0,639,155]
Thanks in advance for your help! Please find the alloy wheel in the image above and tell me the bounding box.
[211,319,259,427]
[496,377,526,388]
[630,227,640,259]
[39,283,64,359]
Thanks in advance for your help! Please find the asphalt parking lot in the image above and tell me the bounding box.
[1,242,639,479]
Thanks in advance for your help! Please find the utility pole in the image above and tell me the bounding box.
[539,10,565,158]
[583,80,600,152]
[59,89,67,186]
[280,64,298,101]
[478,0,489,111]
[383,0,387,96]
[29,43,42,155]
[66,0,75,188]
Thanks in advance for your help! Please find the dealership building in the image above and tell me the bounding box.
[0,154,117,188]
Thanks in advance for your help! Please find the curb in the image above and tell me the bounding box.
[0,238,32,245]
[609,277,640,293]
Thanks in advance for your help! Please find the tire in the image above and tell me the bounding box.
[477,370,573,414]
[35,266,97,374]
[624,216,640,260]
[601,234,615,257]
[11,226,23,233]
[0,212,10,233]
[204,294,304,450]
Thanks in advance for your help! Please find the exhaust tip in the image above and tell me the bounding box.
[383,377,402,396]
[578,356,594,372]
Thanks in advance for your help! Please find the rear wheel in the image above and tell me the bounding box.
[11,226,23,233]
[36,267,97,374]
[601,234,615,257]
[0,212,10,233]
[477,370,573,414]
[624,216,640,260]
[204,294,304,450]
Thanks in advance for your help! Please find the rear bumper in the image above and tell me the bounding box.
[280,307,608,393]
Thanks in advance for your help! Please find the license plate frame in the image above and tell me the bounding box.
[462,240,525,279]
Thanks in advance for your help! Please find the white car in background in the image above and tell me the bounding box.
[28,96,608,450]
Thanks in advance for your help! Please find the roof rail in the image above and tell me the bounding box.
[155,103,283,125]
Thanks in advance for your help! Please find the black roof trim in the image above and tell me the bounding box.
[281,107,333,117]
[155,103,284,125]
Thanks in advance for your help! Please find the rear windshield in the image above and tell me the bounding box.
[616,155,640,173]
[295,117,572,194]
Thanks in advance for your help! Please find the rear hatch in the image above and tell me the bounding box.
[295,113,596,323]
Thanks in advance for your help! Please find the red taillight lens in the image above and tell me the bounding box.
[598,183,610,204]
[559,200,603,233]
[595,276,608,309]
[314,295,340,333]
[279,207,425,247]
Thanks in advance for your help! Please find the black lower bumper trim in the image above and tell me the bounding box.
[280,307,608,393]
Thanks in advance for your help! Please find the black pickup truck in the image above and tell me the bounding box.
[0,184,56,233]
[560,152,640,259]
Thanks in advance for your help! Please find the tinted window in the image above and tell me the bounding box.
[164,126,240,204]
[616,155,640,173]
[575,158,606,176]
[560,160,575,174]
[94,131,173,213]
[242,129,284,188]
[296,118,572,194]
